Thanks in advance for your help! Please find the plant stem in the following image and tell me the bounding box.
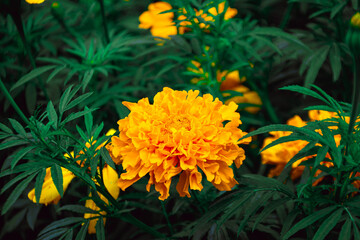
[160,200,174,236]
[280,2,294,30]
[347,56,360,136]
[97,0,110,44]
[0,78,29,125]
[10,12,49,101]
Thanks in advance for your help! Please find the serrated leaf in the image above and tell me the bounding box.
[11,65,56,91]
[9,118,26,136]
[282,206,337,239]
[329,43,341,82]
[96,216,106,240]
[51,165,64,197]
[2,174,36,215]
[11,146,36,169]
[35,168,47,203]
[313,208,343,240]
[75,220,89,240]
[47,101,58,129]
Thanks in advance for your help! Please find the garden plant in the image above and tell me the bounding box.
[0,0,360,239]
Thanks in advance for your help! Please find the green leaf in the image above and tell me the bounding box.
[10,65,56,91]
[281,208,300,237]
[57,205,99,214]
[251,27,310,51]
[47,101,58,129]
[114,100,130,119]
[75,220,89,240]
[47,65,67,83]
[282,206,337,239]
[9,118,26,136]
[0,123,12,134]
[314,145,329,168]
[101,147,116,171]
[84,107,93,136]
[329,43,341,82]
[339,217,352,240]
[51,164,64,198]
[26,204,41,230]
[81,69,94,92]
[304,45,330,87]
[38,217,84,236]
[1,169,38,194]
[280,85,329,104]
[38,228,69,240]
[11,146,36,169]
[35,168,47,203]
[96,216,105,240]
[330,1,347,19]
[313,208,343,240]
[352,0,359,10]
[62,108,97,125]
[65,92,93,111]
[2,174,36,215]
[252,197,292,231]
[25,84,37,114]
[59,86,74,115]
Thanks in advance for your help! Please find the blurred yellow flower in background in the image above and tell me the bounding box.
[84,165,119,234]
[107,87,250,200]
[25,0,45,4]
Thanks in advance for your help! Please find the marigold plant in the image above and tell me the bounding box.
[106,87,250,200]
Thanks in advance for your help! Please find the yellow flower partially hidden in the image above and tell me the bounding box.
[224,86,262,114]
[25,0,45,4]
[28,167,75,205]
[261,115,309,180]
[351,12,360,28]
[107,87,250,200]
[84,165,119,234]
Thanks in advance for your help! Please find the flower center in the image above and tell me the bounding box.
[165,116,191,131]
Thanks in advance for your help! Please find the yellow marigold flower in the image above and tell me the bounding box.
[27,167,75,205]
[224,86,262,114]
[84,165,119,234]
[261,115,309,180]
[25,0,45,4]
[106,87,250,200]
[139,2,177,39]
[350,12,360,28]
[208,2,238,20]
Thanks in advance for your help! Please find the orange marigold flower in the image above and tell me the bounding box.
[224,86,262,114]
[106,87,250,200]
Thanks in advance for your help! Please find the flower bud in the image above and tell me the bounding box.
[346,12,360,55]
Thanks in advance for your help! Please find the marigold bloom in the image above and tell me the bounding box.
[224,86,262,114]
[84,165,119,234]
[28,167,75,205]
[107,87,250,200]
[25,0,45,4]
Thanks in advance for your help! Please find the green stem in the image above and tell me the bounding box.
[280,2,294,30]
[10,12,49,101]
[160,201,174,236]
[347,56,360,136]
[0,78,29,125]
[97,0,110,44]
